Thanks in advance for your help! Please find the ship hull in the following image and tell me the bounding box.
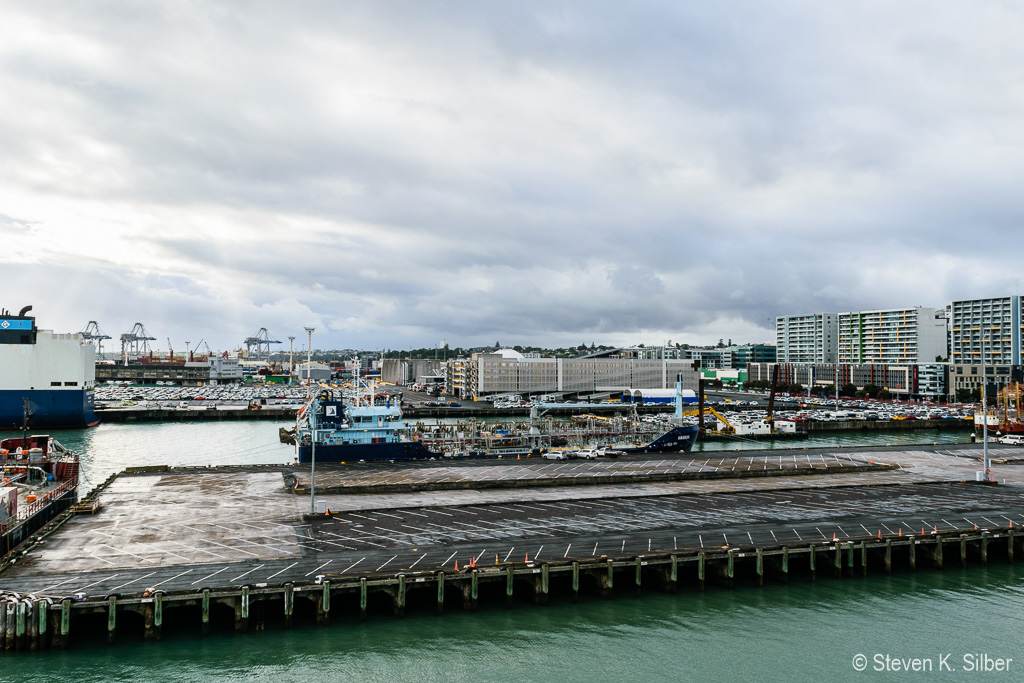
[611,424,700,455]
[0,389,98,430]
[297,440,439,463]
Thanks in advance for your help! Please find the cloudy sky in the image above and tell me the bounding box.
[3,2,1023,353]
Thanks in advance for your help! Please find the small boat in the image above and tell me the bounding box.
[0,434,81,557]
[608,424,701,455]
[294,391,440,463]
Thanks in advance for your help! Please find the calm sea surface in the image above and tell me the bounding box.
[4,421,1017,681]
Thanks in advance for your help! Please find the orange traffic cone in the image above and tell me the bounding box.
[454,560,459,571]
[832,533,837,542]
[525,552,529,562]
[974,523,978,531]
[933,525,937,534]
[899,528,903,537]
[495,554,499,565]
[877,530,882,539]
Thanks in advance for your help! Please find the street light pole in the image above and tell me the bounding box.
[982,340,991,482]
[288,336,295,385]
[304,327,315,398]
[303,326,316,513]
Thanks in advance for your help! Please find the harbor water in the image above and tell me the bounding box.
[4,421,1021,680]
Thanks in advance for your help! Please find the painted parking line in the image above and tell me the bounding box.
[266,562,299,580]
[191,567,230,585]
[74,575,120,592]
[304,560,333,577]
[110,572,158,592]
[151,569,195,588]
[341,558,366,574]
[231,565,266,582]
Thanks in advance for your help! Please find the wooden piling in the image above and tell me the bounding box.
[394,575,405,616]
[884,539,892,574]
[505,566,513,607]
[284,583,295,626]
[317,582,330,624]
[698,552,706,590]
[1009,529,1015,563]
[756,548,764,586]
[961,535,967,568]
[934,535,943,569]
[601,559,614,598]
[981,532,989,565]
[201,589,210,635]
[860,541,867,577]
[359,578,368,620]
[634,557,642,595]
[107,596,116,644]
[572,561,580,602]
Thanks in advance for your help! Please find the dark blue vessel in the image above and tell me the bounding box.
[0,307,99,430]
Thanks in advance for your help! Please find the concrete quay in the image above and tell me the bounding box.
[2,443,1024,650]
[95,407,297,423]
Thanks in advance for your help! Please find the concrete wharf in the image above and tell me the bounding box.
[2,444,1024,650]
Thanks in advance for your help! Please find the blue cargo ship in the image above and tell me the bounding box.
[0,307,99,430]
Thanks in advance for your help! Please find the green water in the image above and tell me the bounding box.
[8,566,1024,680]
[4,422,1012,680]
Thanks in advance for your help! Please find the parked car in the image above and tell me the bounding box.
[997,435,1024,445]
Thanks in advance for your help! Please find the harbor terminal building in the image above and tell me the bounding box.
[443,349,701,401]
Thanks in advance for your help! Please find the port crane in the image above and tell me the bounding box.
[80,321,112,356]
[119,323,156,364]
[244,328,282,360]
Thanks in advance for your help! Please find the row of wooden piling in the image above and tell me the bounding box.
[1,526,1018,651]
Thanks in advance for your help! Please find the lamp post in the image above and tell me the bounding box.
[303,326,316,513]
[304,327,315,398]
[982,340,991,482]
[288,336,295,385]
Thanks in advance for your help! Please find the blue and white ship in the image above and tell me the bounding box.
[0,307,98,430]
[295,390,438,463]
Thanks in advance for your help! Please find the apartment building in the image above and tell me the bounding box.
[838,307,947,364]
[776,314,837,363]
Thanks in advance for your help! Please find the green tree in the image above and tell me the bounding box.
[840,383,857,397]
